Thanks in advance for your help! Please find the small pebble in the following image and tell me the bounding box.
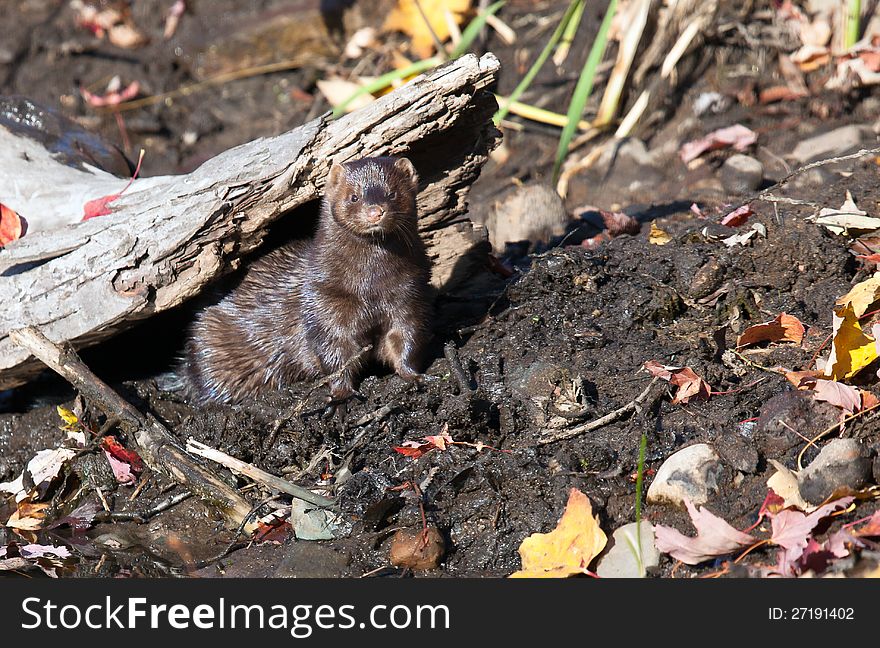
[389,526,445,571]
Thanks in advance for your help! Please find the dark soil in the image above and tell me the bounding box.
[4,0,880,578]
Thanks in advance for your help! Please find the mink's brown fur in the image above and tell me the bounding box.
[183,156,431,404]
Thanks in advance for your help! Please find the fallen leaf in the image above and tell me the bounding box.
[100,436,144,473]
[766,461,813,512]
[0,447,78,502]
[649,222,671,245]
[824,303,878,380]
[653,498,755,565]
[720,204,754,227]
[80,79,140,108]
[6,500,51,531]
[853,510,880,537]
[758,85,809,104]
[836,273,880,317]
[384,0,471,59]
[46,500,101,531]
[393,431,454,458]
[809,378,862,414]
[103,451,137,485]
[316,78,376,112]
[108,23,148,48]
[82,149,144,220]
[737,313,805,347]
[723,222,766,247]
[815,191,880,235]
[0,203,24,246]
[643,360,711,404]
[509,488,607,577]
[679,124,758,164]
[769,497,854,566]
[164,0,186,39]
[0,543,72,560]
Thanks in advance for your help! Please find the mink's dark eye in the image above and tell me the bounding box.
[350,194,359,203]
[388,191,397,201]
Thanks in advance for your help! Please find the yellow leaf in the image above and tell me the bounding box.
[383,0,471,59]
[649,222,671,245]
[56,405,78,427]
[509,488,607,577]
[6,500,49,531]
[836,273,880,318]
[825,303,878,380]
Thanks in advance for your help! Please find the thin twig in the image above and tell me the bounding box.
[443,340,475,392]
[733,146,880,213]
[96,490,193,523]
[538,378,659,445]
[412,0,448,58]
[796,402,880,469]
[186,438,337,510]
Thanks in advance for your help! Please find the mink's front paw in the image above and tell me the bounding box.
[396,365,422,383]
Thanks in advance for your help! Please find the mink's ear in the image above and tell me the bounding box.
[394,157,419,188]
[327,163,345,190]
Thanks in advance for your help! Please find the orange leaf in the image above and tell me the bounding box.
[643,360,711,404]
[736,312,806,347]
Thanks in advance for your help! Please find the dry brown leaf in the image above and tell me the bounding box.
[509,488,606,577]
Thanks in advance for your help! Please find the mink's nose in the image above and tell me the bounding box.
[366,206,384,223]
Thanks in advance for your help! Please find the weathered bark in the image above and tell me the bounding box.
[0,53,501,390]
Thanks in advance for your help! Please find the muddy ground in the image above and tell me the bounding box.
[3,0,880,578]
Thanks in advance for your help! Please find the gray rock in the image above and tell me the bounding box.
[596,521,659,578]
[798,439,872,505]
[647,444,723,507]
[486,184,569,252]
[720,154,764,195]
[754,391,839,459]
[595,138,664,191]
[789,125,876,163]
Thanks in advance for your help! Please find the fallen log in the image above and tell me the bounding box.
[0,53,500,390]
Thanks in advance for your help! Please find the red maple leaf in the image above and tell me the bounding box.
[82,150,144,221]
[100,435,144,473]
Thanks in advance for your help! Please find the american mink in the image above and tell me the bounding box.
[183,156,432,405]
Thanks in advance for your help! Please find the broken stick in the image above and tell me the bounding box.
[8,326,257,531]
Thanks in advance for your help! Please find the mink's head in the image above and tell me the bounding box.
[324,156,419,237]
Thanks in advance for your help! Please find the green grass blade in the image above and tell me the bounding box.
[553,0,585,66]
[450,0,507,59]
[845,0,861,49]
[331,57,442,118]
[635,431,647,565]
[551,0,618,183]
[493,0,584,125]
